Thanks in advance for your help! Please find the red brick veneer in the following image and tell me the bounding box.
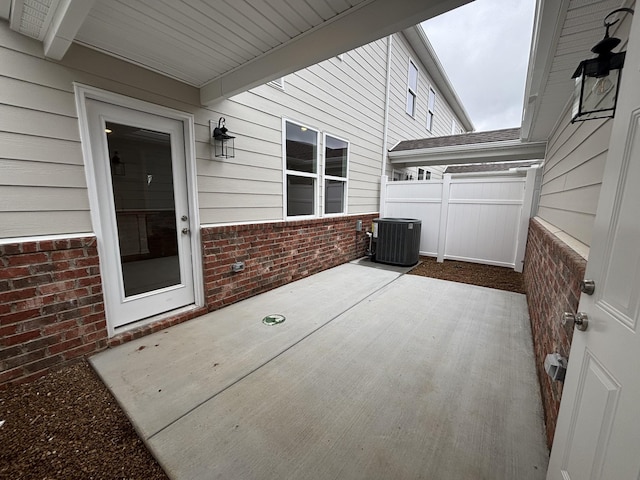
[523,218,587,447]
[1,214,377,386]
[0,237,107,387]
[202,214,377,310]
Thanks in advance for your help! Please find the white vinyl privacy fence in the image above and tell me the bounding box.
[379,168,539,272]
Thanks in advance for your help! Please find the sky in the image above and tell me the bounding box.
[421,0,536,132]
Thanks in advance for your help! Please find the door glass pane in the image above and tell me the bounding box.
[106,122,181,297]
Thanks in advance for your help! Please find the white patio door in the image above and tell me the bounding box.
[85,99,195,329]
[547,13,640,480]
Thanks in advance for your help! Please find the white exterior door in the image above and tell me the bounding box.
[547,13,640,480]
[85,99,196,330]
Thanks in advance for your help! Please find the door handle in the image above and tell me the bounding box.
[563,312,589,331]
[181,227,190,235]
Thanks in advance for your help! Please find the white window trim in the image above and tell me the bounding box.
[282,118,320,220]
[322,132,350,217]
[73,83,205,336]
[426,87,436,131]
[406,59,418,117]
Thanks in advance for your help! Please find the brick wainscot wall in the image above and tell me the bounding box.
[202,214,377,310]
[1,214,377,387]
[523,218,587,448]
[0,237,107,386]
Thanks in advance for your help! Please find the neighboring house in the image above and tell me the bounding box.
[385,26,473,181]
[0,2,471,386]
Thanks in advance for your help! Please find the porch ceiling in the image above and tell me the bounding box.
[4,0,470,105]
[521,0,630,142]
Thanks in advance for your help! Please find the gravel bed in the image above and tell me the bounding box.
[0,362,168,480]
[408,256,525,293]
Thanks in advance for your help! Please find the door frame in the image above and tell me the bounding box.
[74,83,204,337]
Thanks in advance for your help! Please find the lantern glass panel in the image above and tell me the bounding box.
[573,69,620,122]
[215,137,234,158]
[584,70,618,111]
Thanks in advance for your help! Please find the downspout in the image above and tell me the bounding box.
[381,34,393,178]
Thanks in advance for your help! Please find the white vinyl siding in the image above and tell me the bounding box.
[536,106,613,246]
[0,23,386,238]
[406,60,418,116]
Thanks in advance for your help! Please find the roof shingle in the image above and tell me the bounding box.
[391,128,521,152]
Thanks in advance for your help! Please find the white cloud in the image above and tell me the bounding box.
[422,0,536,132]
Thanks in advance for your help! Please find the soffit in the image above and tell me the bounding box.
[8,0,471,105]
[522,0,629,142]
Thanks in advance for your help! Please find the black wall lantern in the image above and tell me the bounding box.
[211,117,235,158]
[571,8,634,123]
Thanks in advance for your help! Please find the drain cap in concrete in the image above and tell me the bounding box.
[262,314,285,326]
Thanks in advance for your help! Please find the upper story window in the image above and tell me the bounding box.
[284,120,319,217]
[323,134,349,215]
[418,168,431,180]
[406,60,418,116]
[426,87,436,131]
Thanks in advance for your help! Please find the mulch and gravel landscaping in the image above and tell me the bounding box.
[408,255,525,294]
[0,257,524,479]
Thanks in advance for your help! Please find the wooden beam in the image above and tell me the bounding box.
[200,0,470,105]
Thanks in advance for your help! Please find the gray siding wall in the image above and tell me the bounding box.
[535,11,634,248]
[537,107,611,246]
[0,23,386,238]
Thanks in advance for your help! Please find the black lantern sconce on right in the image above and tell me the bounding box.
[211,117,235,158]
[571,8,634,123]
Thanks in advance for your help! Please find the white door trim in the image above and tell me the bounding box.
[74,83,204,337]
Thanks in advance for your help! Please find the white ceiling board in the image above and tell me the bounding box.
[9,0,470,104]
[72,0,374,88]
[200,0,472,104]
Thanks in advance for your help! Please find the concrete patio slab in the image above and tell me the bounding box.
[91,262,549,479]
[90,262,404,438]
